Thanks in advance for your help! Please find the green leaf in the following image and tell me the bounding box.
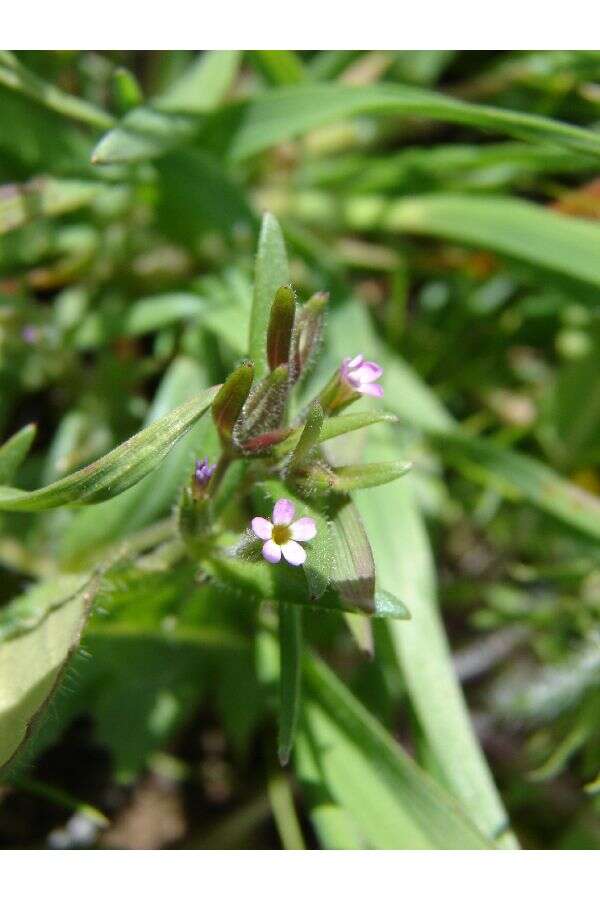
[252,51,307,86]
[92,51,240,164]
[249,213,290,381]
[356,427,518,847]
[379,194,600,291]
[0,178,104,236]
[203,555,408,620]
[0,51,113,130]
[288,401,323,470]
[329,497,376,612]
[274,190,600,292]
[0,384,219,511]
[278,603,302,766]
[301,652,492,849]
[331,302,600,541]
[0,574,95,770]
[0,423,36,484]
[276,410,397,458]
[158,50,241,113]
[295,725,363,848]
[306,460,412,492]
[434,430,600,541]
[60,357,212,564]
[226,83,600,161]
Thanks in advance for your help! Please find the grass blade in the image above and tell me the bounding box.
[0,424,36,484]
[302,652,492,849]
[92,51,240,164]
[278,603,302,766]
[227,83,600,161]
[0,51,113,130]
[357,428,518,847]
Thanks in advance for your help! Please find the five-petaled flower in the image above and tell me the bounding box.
[252,499,316,566]
[340,355,384,398]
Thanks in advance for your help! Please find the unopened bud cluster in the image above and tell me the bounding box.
[179,280,402,568]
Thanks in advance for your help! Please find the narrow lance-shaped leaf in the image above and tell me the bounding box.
[275,410,397,458]
[249,213,290,381]
[329,496,376,614]
[0,50,114,130]
[60,357,212,564]
[205,543,408,619]
[227,83,600,162]
[92,51,241,164]
[252,51,307,86]
[288,402,323,470]
[433,430,600,541]
[0,385,219,511]
[0,574,96,771]
[301,652,492,849]
[0,424,36,484]
[302,460,412,492]
[278,604,302,766]
[357,428,518,848]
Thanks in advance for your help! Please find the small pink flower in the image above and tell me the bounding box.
[251,499,316,566]
[340,354,383,398]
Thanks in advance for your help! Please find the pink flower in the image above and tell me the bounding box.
[251,499,316,566]
[340,355,383,398]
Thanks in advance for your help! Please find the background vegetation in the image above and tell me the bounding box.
[1,50,600,849]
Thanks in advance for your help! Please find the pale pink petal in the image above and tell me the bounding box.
[290,516,317,542]
[356,362,383,383]
[346,371,362,388]
[272,498,295,525]
[358,382,384,398]
[348,354,364,369]
[262,539,282,564]
[281,540,306,566]
[252,517,273,540]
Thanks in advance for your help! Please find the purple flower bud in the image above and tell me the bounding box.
[21,325,40,345]
[194,457,216,488]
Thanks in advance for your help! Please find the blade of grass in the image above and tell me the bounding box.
[302,651,492,848]
[356,447,518,847]
[227,83,600,161]
[0,424,36,484]
[92,51,240,164]
[278,603,302,766]
[0,51,113,130]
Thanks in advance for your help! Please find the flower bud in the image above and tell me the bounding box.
[233,364,290,452]
[192,456,216,498]
[267,285,296,371]
[212,361,254,445]
[290,291,328,383]
[319,354,384,415]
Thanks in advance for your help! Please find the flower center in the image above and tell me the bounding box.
[272,524,292,545]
